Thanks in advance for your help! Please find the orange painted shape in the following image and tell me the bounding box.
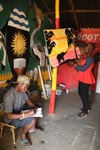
[49,90,56,114]
[55,18,60,29]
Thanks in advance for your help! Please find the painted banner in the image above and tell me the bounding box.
[0,1,12,87]
[0,0,10,28]
[76,28,100,54]
[44,28,80,67]
[6,7,30,79]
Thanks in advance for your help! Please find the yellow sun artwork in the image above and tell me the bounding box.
[11,31,26,57]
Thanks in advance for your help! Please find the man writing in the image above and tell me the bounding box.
[3,75,40,146]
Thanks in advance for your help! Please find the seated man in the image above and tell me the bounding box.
[3,75,40,146]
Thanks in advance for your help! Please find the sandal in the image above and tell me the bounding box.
[20,138,31,146]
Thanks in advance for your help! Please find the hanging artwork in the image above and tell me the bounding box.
[30,15,46,67]
[6,7,30,79]
[0,1,12,87]
[0,31,12,87]
[44,28,81,67]
[0,0,10,28]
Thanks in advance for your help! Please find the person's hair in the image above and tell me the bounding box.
[86,42,95,56]
[77,41,87,49]
[87,42,96,50]
[77,41,88,56]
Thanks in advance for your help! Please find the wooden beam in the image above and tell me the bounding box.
[43,0,55,21]
[44,9,100,15]
[61,9,100,13]
[69,0,80,31]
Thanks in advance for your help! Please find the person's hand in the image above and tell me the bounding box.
[26,109,35,117]
[33,107,38,114]
[75,58,81,65]
[67,60,75,67]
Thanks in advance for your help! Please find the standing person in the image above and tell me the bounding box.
[69,41,95,118]
[75,42,95,118]
[3,75,41,146]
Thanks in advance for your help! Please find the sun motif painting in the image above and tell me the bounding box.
[11,31,26,57]
[6,7,30,79]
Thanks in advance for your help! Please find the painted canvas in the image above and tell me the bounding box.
[44,28,80,67]
[6,7,30,79]
[0,1,12,87]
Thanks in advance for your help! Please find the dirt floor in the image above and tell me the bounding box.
[0,91,100,150]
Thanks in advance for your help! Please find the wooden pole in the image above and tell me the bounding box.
[49,0,60,114]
